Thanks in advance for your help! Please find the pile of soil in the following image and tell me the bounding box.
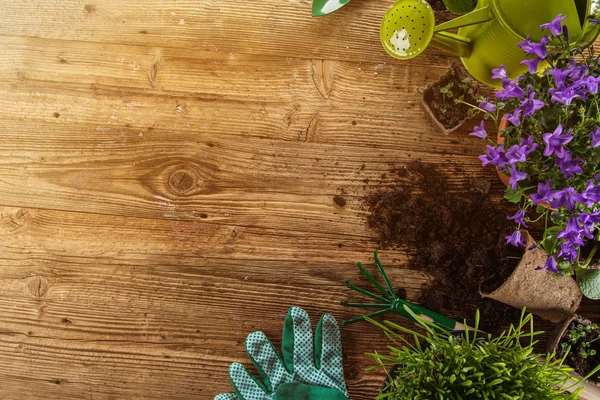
[423,64,478,130]
[557,319,600,383]
[426,0,448,11]
[366,161,523,334]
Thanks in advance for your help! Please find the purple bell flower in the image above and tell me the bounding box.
[579,210,600,234]
[505,144,528,164]
[596,173,600,182]
[557,243,579,264]
[505,110,522,126]
[521,58,541,74]
[551,187,586,212]
[479,98,496,113]
[536,256,563,274]
[557,217,585,243]
[583,75,600,95]
[563,25,570,40]
[518,35,549,59]
[519,136,539,154]
[549,86,579,105]
[520,92,545,117]
[555,150,584,179]
[552,68,570,89]
[542,124,573,158]
[568,61,588,81]
[497,79,525,101]
[507,165,527,190]
[505,230,526,247]
[591,126,600,147]
[491,64,508,81]
[540,14,567,36]
[469,121,488,139]
[582,180,600,207]
[530,181,554,205]
[507,209,528,228]
[479,145,507,167]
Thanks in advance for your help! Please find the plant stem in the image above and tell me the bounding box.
[579,244,599,269]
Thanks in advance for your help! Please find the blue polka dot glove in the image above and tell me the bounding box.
[214,306,349,400]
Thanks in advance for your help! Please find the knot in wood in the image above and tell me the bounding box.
[0,208,31,233]
[168,169,197,195]
[28,276,49,298]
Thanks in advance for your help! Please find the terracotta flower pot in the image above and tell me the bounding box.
[480,231,581,323]
[496,118,510,186]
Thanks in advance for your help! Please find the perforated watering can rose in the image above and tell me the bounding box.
[380,0,600,86]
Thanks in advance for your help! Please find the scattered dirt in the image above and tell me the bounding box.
[422,63,478,130]
[425,0,448,11]
[366,161,523,334]
[557,319,600,383]
[333,195,347,208]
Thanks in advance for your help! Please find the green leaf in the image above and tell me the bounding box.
[441,0,477,14]
[550,210,566,225]
[535,205,545,214]
[577,269,600,300]
[503,187,523,204]
[542,227,560,255]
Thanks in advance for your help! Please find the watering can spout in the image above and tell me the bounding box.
[427,5,494,58]
[431,32,472,58]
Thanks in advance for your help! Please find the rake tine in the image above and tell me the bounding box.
[344,280,389,303]
[340,301,390,308]
[342,307,393,325]
[356,262,392,299]
[374,250,397,299]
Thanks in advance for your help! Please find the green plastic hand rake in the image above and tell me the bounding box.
[341,251,463,331]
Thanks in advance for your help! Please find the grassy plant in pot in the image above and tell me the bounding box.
[420,62,478,134]
[466,14,600,301]
[367,308,600,399]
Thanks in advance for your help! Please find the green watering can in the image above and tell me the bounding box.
[381,0,600,86]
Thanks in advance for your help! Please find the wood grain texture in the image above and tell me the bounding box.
[0,1,593,399]
[0,0,453,63]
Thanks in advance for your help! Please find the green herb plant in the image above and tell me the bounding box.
[437,77,474,115]
[562,321,600,359]
[367,307,600,399]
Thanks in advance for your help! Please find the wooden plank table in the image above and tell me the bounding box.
[1,1,597,399]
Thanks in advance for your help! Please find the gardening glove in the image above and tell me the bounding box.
[215,306,349,400]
